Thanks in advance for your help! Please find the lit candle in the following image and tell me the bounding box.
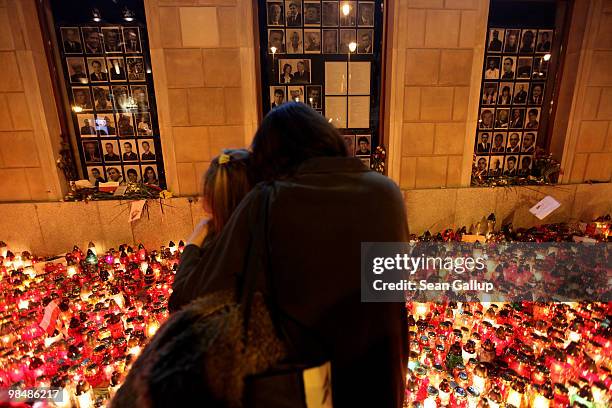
[424,385,438,408]
[532,394,551,408]
[415,303,429,320]
[168,241,177,255]
[506,381,525,408]
[438,379,451,406]
[466,386,480,408]
[128,345,142,358]
[75,388,93,408]
[146,318,160,337]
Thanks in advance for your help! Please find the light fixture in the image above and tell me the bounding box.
[122,7,135,22]
[270,46,277,55]
[342,3,351,16]
[92,8,101,22]
[72,106,83,113]
[348,41,357,53]
[543,53,551,61]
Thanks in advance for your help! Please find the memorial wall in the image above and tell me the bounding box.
[0,0,609,241]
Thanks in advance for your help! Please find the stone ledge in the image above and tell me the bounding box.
[0,183,609,255]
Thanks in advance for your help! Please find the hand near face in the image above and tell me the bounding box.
[187,218,210,247]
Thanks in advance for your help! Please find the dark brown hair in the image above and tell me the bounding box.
[250,102,348,182]
[202,149,251,237]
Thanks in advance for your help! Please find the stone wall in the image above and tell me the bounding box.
[385,0,489,189]
[0,0,608,216]
[1,182,609,256]
[560,0,612,183]
[144,0,258,196]
[0,0,64,201]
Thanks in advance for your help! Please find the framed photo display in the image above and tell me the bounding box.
[259,0,384,163]
[473,25,554,183]
[50,0,165,188]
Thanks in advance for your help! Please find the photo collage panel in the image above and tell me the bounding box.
[60,25,162,187]
[263,0,378,162]
[474,27,553,179]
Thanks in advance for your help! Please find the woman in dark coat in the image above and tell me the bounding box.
[170,103,409,407]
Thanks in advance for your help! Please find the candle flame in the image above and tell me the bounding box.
[129,345,142,357]
[67,265,77,277]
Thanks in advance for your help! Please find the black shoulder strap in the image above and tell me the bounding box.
[238,183,328,358]
[239,184,272,335]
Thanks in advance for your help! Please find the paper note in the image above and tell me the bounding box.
[325,62,347,95]
[39,300,60,335]
[573,236,597,243]
[348,96,370,128]
[75,179,94,189]
[325,96,347,128]
[129,200,147,223]
[113,185,128,196]
[529,195,561,220]
[348,61,371,95]
[303,361,333,408]
[461,234,487,243]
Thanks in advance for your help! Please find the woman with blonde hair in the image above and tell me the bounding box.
[112,149,254,408]
[186,148,251,247]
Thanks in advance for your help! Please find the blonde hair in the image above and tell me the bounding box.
[202,149,251,237]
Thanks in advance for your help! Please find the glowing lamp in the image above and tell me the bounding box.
[122,7,135,22]
[92,8,101,22]
[342,3,350,16]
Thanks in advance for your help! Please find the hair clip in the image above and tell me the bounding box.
[218,153,231,165]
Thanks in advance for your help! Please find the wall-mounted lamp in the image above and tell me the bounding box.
[92,8,102,22]
[341,3,351,16]
[122,7,135,22]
